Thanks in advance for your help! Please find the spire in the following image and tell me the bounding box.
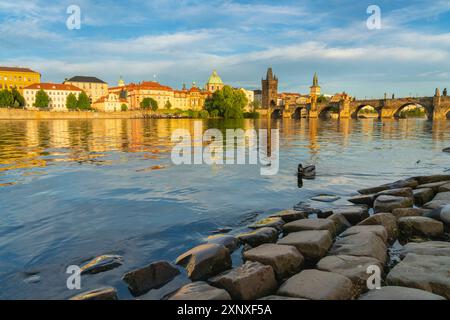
[313,72,318,87]
[266,67,274,80]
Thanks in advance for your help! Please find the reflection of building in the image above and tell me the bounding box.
[205,70,224,93]
[109,81,210,111]
[0,66,40,92]
[262,68,278,109]
[23,83,82,111]
[92,93,128,112]
[64,76,108,103]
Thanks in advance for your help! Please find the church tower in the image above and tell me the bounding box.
[310,72,321,99]
[262,67,278,109]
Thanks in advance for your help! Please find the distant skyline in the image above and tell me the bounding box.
[1,0,450,98]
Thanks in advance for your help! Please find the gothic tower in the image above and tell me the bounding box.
[262,67,278,109]
[310,72,321,99]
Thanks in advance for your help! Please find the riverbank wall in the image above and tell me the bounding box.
[0,108,160,120]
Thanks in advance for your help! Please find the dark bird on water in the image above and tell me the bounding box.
[298,164,316,179]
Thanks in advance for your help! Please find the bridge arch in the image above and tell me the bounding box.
[393,102,431,119]
[292,106,308,119]
[271,108,282,119]
[353,104,381,119]
[318,105,339,119]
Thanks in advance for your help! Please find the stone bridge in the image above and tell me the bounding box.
[262,93,450,120]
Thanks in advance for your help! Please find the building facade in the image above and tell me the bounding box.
[205,70,224,93]
[0,67,41,92]
[92,93,128,112]
[262,68,278,109]
[239,88,255,112]
[23,83,82,111]
[64,76,108,104]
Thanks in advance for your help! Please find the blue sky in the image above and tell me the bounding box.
[1,0,450,98]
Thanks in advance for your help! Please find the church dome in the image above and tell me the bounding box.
[207,70,223,84]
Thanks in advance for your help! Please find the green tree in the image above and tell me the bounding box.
[0,89,14,108]
[317,94,329,103]
[199,110,209,118]
[164,100,172,110]
[76,92,91,110]
[34,89,51,109]
[121,103,128,111]
[11,87,25,108]
[140,97,158,111]
[66,93,78,110]
[204,85,247,119]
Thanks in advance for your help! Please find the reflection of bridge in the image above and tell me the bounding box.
[260,93,450,120]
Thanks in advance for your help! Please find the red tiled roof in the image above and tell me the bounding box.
[0,66,40,74]
[24,83,82,91]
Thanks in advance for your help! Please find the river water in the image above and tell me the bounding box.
[0,118,449,299]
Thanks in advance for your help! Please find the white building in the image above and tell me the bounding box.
[23,83,82,111]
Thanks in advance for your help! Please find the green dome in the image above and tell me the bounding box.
[207,70,223,84]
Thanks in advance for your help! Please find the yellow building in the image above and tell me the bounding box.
[205,70,224,93]
[92,93,128,112]
[0,66,41,92]
[64,76,108,104]
[23,83,82,111]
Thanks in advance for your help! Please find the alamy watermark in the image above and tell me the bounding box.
[170,121,280,175]
[66,5,81,30]
[366,5,381,30]
[366,265,382,290]
[66,265,81,290]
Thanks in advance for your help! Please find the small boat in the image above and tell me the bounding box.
[298,164,316,179]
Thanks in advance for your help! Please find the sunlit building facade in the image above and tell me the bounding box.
[0,66,41,92]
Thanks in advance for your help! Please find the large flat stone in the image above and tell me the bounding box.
[392,207,429,219]
[206,235,240,253]
[340,225,389,244]
[277,230,333,263]
[168,282,231,300]
[327,213,351,234]
[374,195,413,213]
[358,213,398,243]
[416,181,449,193]
[413,188,435,206]
[269,209,307,222]
[376,187,413,199]
[208,261,277,300]
[282,218,335,235]
[329,232,388,264]
[277,269,354,300]
[70,287,118,300]
[243,244,304,280]
[176,243,232,281]
[330,206,369,225]
[432,191,450,202]
[249,217,285,230]
[358,286,445,300]
[438,182,450,192]
[398,216,444,244]
[358,179,418,195]
[80,255,123,275]
[348,194,374,207]
[412,174,450,185]
[317,255,383,294]
[237,227,278,247]
[401,241,450,258]
[423,200,449,210]
[122,261,180,296]
[387,253,450,299]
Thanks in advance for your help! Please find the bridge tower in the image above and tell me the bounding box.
[308,73,321,118]
[338,92,351,118]
[262,68,278,117]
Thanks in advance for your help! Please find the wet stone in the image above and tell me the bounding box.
[243,244,304,280]
[416,181,449,193]
[208,261,278,300]
[237,227,279,247]
[374,195,413,213]
[392,207,429,219]
[70,287,118,300]
[376,187,413,199]
[387,253,450,299]
[422,200,449,210]
[168,282,231,300]
[80,255,123,275]
[358,213,398,243]
[413,175,450,185]
[398,216,444,244]
[269,209,307,223]
[277,230,333,263]
[330,206,369,225]
[347,194,374,207]
[122,260,180,296]
[310,194,341,203]
[277,269,354,300]
[358,286,445,300]
[206,235,240,253]
[340,225,388,244]
[282,218,335,235]
[401,241,450,258]
[327,213,351,234]
[432,191,450,202]
[176,243,232,281]
[249,217,285,230]
[330,231,388,264]
[317,255,384,294]
[439,182,450,192]
[413,188,435,206]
